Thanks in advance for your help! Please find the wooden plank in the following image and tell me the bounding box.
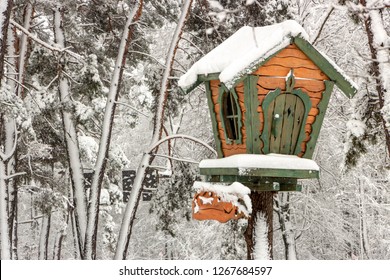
[205,81,224,158]
[198,73,221,82]
[261,56,321,69]
[200,166,319,179]
[275,47,310,60]
[249,75,262,154]
[304,81,335,158]
[244,77,253,154]
[294,37,357,98]
[269,94,286,153]
[257,76,326,92]
[280,94,298,154]
[290,97,305,154]
[260,89,280,154]
[255,65,328,80]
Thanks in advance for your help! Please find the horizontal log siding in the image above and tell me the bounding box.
[210,80,247,157]
[253,44,329,157]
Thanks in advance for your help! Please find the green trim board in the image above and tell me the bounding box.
[204,175,302,191]
[205,81,224,158]
[303,80,334,159]
[249,75,262,154]
[293,37,357,98]
[200,166,319,179]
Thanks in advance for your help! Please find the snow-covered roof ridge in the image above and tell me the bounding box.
[179,20,358,97]
[179,20,308,90]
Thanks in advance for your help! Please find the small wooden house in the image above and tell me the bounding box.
[179,20,357,193]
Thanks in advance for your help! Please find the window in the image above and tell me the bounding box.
[221,89,240,142]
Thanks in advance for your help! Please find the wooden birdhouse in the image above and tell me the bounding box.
[179,21,357,221]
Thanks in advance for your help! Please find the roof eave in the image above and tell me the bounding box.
[180,73,221,94]
[293,36,358,98]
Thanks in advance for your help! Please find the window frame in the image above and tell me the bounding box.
[218,84,243,144]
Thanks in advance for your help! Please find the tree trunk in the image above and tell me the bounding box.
[83,0,143,260]
[53,6,87,258]
[0,0,13,85]
[114,0,193,260]
[275,193,297,260]
[38,214,51,260]
[244,191,274,260]
[360,0,390,156]
[0,159,11,259]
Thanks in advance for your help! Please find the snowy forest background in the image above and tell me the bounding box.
[0,0,389,260]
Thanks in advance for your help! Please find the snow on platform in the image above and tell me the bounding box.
[199,153,319,177]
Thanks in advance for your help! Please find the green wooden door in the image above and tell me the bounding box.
[260,88,311,156]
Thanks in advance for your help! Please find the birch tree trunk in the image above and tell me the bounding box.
[53,6,87,258]
[0,0,14,260]
[0,159,11,259]
[83,0,143,260]
[0,16,18,260]
[38,214,51,260]
[114,0,194,260]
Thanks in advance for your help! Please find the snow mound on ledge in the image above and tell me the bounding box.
[193,181,252,216]
[179,20,309,90]
[199,153,319,171]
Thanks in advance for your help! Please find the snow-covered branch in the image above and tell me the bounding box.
[10,19,83,61]
[148,134,217,156]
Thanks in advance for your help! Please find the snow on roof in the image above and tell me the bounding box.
[179,20,358,94]
[199,153,319,171]
[179,20,309,90]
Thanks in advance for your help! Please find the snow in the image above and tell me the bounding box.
[208,0,224,11]
[253,212,271,260]
[199,153,319,171]
[193,181,252,216]
[346,120,366,138]
[179,20,309,90]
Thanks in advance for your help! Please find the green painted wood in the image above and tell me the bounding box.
[290,96,305,154]
[200,166,319,179]
[198,73,221,82]
[250,75,262,154]
[203,175,303,191]
[261,88,311,156]
[261,88,281,154]
[303,80,334,158]
[279,183,302,192]
[205,81,224,158]
[244,77,253,153]
[290,89,312,155]
[270,94,286,153]
[280,94,299,154]
[294,37,357,98]
[205,175,298,185]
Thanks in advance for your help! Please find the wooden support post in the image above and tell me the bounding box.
[244,191,274,260]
